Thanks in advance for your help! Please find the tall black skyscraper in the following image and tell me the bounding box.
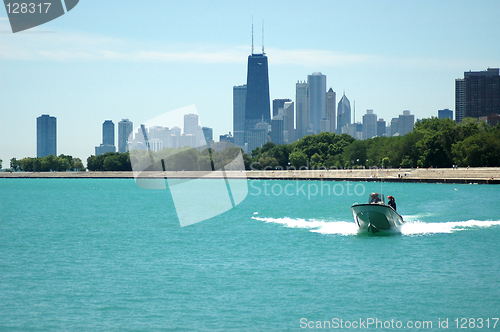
[245,53,271,133]
[455,68,500,123]
[37,114,56,157]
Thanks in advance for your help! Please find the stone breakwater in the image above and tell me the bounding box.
[1,168,500,184]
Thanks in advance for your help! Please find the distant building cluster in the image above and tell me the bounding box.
[91,114,219,156]
[127,114,208,152]
[233,48,418,152]
[35,59,499,159]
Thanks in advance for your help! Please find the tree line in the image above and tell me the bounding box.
[9,154,85,172]
[249,117,500,169]
[86,147,244,172]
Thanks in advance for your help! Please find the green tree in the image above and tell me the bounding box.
[34,158,43,172]
[56,156,71,171]
[103,154,122,171]
[87,155,104,171]
[171,148,198,171]
[118,152,132,171]
[73,158,86,171]
[311,152,322,166]
[452,131,500,167]
[10,158,21,171]
[242,152,252,170]
[289,150,307,169]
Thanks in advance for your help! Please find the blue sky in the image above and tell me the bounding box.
[1,0,499,166]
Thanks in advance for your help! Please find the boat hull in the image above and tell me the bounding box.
[351,204,404,234]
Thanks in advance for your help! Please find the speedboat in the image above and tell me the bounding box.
[351,194,404,234]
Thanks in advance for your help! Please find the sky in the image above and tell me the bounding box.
[1,0,499,167]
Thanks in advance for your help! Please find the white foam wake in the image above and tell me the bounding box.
[252,216,358,236]
[252,217,500,236]
[401,219,500,235]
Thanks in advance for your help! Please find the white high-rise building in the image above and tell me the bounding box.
[325,88,336,133]
[184,114,199,135]
[282,101,294,143]
[362,110,377,140]
[398,110,415,136]
[296,81,310,140]
[118,119,133,153]
[308,72,327,134]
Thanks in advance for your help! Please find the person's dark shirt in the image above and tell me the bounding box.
[388,200,396,211]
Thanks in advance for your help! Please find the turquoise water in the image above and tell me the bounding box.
[1,178,500,331]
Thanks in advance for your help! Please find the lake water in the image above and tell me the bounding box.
[1,178,499,331]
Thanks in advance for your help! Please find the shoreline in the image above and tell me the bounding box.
[1,167,499,184]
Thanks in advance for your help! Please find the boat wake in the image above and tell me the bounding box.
[400,219,500,235]
[252,216,500,236]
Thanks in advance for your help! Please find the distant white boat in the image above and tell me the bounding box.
[351,194,404,234]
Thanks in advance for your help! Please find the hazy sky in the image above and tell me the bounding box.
[1,0,499,166]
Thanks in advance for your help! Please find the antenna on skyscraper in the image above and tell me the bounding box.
[262,19,265,54]
[251,16,254,55]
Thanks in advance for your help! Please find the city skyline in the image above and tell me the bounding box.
[1,1,499,164]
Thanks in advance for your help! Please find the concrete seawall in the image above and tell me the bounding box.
[1,168,499,184]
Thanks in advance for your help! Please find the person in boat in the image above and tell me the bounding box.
[370,192,382,203]
[387,195,396,211]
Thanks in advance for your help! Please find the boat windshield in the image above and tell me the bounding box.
[368,193,385,204]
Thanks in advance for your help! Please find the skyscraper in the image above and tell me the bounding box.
[118,119,133,153]
[455,78,466,123]
[308,72,327,134]
[244,52,271,144]
[377,118,386,137]
[184,114,199,135]
[337,93,351,134]
[438,109,453,120]
[296,81,310,139]
[95,120,116,156]
[202,127,213,142]
[272,98,291,117]
[102,120,115,146]
[183,113,205,147]
[271,114,284,145]
[456,68,500,123]
[233,84,246,147]
[362,110,377,140]
[398,110,415,136]
[37,114,57,158]
[282,101,295,143]
[325,88,336,133]
[390,118,399,136]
